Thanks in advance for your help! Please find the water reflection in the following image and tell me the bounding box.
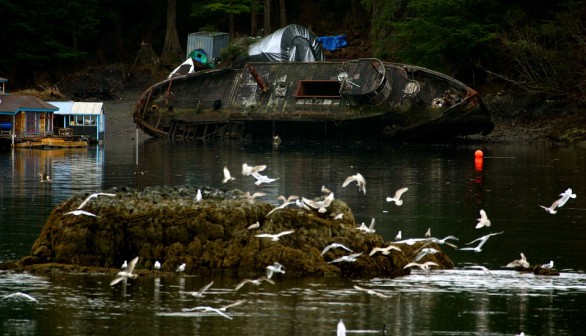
[1,140,586,335]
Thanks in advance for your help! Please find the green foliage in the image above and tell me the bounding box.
[191,0,258,17]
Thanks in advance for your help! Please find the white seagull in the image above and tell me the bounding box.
[1,292,38,303]
[353,285,390,298]
[356,218,376,233]
[428,235,459,249]
[557,188,576,207]
[195,189,202,202]
[255,230,295,241]
[222,166,236,183]
[425,228,431,238]
[395,230,402,241]
[342,173,366,194]
[337,319,346,336]
[176,263,186,273]
[266,262,285,279]
[414,247,440,262]
[242,163,267,176]
[465,265,494,276]
[369,244,402,256]
[218,299,247,312]
[64,209,99,217]
[153,260,161,270]
[475,209,491,229]
[186,281,214,297]
[302,193,335,213]
[235,276,275,291]
[251,171,279,185]
[77,192,117,209]
[182,305,233,319]
[403,261,439,274]
[505,253,530,268]
[539,198,560,214]
[459,231,504,253]
[327,252,363,264]
[121,260,128,270]
[541,260,554,269]
[110,256,139,286]
[386,187,408,206]
[321,243,353,256]
[266,195,300,216]
[247,221,260,230]
[245,191,266,204]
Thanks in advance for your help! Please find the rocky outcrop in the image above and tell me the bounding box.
[20,185,454,277]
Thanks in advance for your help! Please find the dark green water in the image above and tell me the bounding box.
[1,140,585,335]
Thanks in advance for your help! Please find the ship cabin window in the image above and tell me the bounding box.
[295,80,341,98]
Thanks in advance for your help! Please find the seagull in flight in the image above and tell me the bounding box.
[342,173,366,194]
[356,218,376,233]
[353,285,390,298]
[321,243,353,256]
[539,198,560,214]
[110,256,139,286]
[64,209,99,217]
[369,244,401,256]
[245,191,266,204]
[465,265,494,276]
[475,209,491,229]
[235,276,275,291]
[255,230,295,241]
[428,235,459,249]
[218,299,247,312]
[386,187,408,206]
[403,261,439,274]
[185,281,214,297]
[77,192,117,209]
[242,163,267,176]
[302,193,335,213]
[251,171,279,185]
[414,247,440,262]
[182,305,233,319]
[327,252,363,264]
[1,292,38,303]
[266,195,300,216]
[266,262,285,279]
[557,188,576,207]
[505,253,530,268]
[459,231,504,253]
[222,166,236,183]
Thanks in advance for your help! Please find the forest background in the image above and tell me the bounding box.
[0,0,585,107]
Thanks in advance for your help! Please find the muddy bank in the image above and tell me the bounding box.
[9,185,453,278]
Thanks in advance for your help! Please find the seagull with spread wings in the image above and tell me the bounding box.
[77,192,117,209]
[110,256,139,286]
[459,231,504,253]
[255,230,295,241]
[386,187,408,206]
[342,173,366,194]
[222,166,236,183]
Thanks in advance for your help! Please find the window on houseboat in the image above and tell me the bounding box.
[26,113,39,133]
[69,115,96,125]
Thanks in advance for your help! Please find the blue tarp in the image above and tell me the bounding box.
[317,35,348,51]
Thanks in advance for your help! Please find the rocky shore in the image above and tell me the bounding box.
[8,185,454,278]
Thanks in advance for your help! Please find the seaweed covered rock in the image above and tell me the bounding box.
[23,185,453,278]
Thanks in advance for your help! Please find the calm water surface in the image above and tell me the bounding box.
[1,139,585,335]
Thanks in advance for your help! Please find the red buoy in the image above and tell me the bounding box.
[474,150,483,158]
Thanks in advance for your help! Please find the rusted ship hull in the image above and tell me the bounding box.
[133,59,493,141]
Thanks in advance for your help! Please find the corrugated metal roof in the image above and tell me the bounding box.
[49,101,103,115]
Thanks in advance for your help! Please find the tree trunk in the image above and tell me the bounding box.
[160,0,184,66]
[251,7,258,36]
[279,0,286,28]
[264,0,271,34]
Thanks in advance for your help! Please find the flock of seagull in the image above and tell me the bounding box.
[25,160,577,331]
